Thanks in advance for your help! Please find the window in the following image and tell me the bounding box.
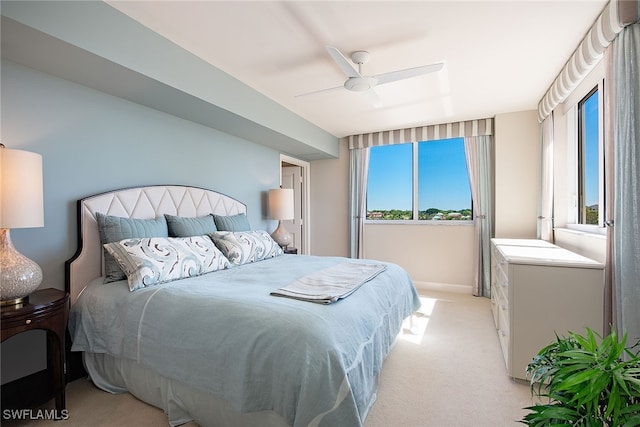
[366,137,472,221]
[418,139,472,220]
[366,143,413,220]
[577,87,603,226]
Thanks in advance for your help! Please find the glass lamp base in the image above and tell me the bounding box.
[0,229,42,306]
[271,220,292,249]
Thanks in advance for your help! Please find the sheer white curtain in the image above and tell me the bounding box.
[612,22,640,344]
[604,45,615,336]
[349,147,369,259]
[537,114,554,242]
[464,136,493,297]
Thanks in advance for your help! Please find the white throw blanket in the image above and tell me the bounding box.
[271,262,387,304]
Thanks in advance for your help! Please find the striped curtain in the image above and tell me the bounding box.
[348,118,493,149]
[538,0,637,122]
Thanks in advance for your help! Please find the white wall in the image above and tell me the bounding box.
[363,223,475,291]
[311,145,476,289]
[554,228,606,264]
[310,140,350,257]
[308,140,475,290]
[494,110,540,238]
[309,112,542,292]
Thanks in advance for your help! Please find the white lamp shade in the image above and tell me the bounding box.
[268,188,294,220]
[0,148,44,229]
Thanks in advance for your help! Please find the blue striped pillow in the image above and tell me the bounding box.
[213,213,251,232]
[165,214,217,237]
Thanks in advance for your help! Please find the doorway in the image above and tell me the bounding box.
[279,154,310,254]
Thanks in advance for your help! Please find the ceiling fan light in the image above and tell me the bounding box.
[344,77,377,92]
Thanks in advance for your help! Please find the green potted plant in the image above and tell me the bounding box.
[520,327,640,426]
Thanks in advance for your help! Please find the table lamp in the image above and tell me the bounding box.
[0,145,44,306]
[268,187,294,249]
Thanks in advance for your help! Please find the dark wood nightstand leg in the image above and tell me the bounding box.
[47,328,66,414]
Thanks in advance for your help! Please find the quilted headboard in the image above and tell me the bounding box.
[65,185,247,304]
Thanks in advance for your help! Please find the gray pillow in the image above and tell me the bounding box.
[213,213,251,232]
[165,214,217,237]
[96,212,168,283]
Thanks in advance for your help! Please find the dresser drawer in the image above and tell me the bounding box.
[496,285,509,325]
[497,310,510,370]
[495,266,508,292]
[491,245,501,269]
[490,286,499,328]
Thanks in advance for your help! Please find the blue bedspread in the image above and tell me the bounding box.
[69,255,421,427]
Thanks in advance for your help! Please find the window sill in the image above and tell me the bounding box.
[365,220,474,226]
[557,225,606,238]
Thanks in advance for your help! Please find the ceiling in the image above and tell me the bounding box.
[106,1,606,139]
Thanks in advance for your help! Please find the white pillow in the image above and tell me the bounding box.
[104,236,230,291]
[208,230,283,266]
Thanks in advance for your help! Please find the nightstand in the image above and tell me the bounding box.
[1,288,69,415]
[283,247,298,254]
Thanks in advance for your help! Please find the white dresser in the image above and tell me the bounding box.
[490,238,604,380]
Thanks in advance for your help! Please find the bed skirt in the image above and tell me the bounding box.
[83,352,290,427]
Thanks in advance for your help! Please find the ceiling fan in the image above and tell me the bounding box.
[296,46,444,107]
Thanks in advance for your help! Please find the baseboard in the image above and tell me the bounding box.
[413,281,473,294]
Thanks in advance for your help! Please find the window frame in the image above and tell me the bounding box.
[577,86,603,227]
[365,138,474,225]
[567,79,606,234]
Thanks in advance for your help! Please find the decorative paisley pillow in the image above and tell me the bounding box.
[104,236,230,291]
[96,213,169,283]
[208,230,283,266]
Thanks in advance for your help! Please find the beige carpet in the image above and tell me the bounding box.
[3,290,534,427]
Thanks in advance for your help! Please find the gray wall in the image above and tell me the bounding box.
[1,60,281,383]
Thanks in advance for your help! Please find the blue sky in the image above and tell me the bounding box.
[583,90,599,207]
[368,95,599,213]
[367,138,471,211]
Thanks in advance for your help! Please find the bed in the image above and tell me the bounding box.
[66,185,421,427]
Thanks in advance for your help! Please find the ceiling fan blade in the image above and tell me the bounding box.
[326,46,361,78]
[363,88,383,109]
[294,84,344,98]
[374,62,444,86]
